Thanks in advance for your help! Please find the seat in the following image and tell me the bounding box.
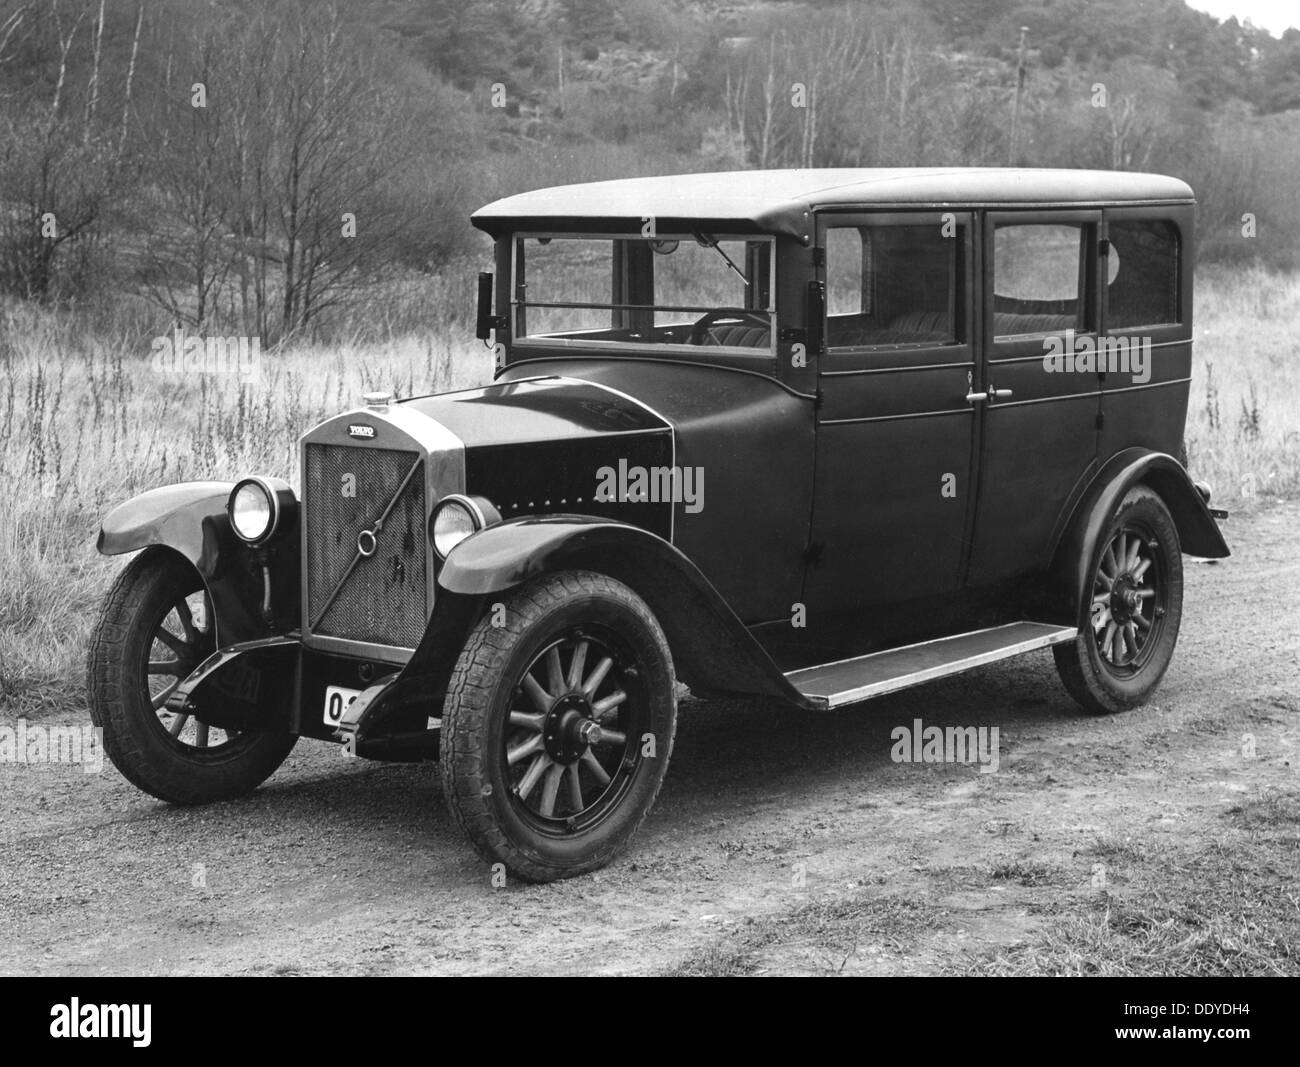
[993,312,1075,335]
[827,309,950,347]
[704,324,771,347]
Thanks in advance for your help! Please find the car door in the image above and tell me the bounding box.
[1097,207,1192,462]
[966,211,1102,587]
[804,211,977,614]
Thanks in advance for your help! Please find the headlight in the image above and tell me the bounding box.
[431,495,498,559]
[228,477,285,545]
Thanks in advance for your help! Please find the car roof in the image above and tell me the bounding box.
[471,167,1194,239]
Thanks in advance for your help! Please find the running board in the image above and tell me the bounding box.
[786,621,1078,709]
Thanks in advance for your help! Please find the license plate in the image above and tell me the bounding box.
[323,685,362,727]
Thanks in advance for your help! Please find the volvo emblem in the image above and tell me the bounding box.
[357,529,378,557]
[348,423,376,439]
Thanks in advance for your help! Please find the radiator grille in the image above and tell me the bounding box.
[305,443,427,648]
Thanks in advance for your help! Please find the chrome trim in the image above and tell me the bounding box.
[436,492,490,530]
[299,402,466,658]
[229,476,281,545]
[431,493,488,560]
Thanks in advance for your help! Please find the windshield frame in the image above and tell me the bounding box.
[509,231,779,358]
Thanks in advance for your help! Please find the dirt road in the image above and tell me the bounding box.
[2,503,1297,976]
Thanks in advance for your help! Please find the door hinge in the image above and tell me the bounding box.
[803,541,824,565]
[1096,411,1105,429]
[811,247,825,268]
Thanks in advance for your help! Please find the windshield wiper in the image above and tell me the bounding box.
[693,232,750,288]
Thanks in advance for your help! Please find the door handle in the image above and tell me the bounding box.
[965,391,988,403]
[990,385,1013,399]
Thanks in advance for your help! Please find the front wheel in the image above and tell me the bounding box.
[1054,486,1183,714]
[87,548,297,804]
[439,571,677,882]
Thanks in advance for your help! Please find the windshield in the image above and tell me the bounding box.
[512,234,775,353]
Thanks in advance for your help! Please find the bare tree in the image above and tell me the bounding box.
[0,0,129,301]
[139,2,420,342]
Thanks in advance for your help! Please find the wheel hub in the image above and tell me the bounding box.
[1111,577,1141,621]
[542,693,598,764]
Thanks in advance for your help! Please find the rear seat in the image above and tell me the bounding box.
[828,309,950,347]
[993,312,1075,335]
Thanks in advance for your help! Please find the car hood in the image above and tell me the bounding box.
[401,377,668,446]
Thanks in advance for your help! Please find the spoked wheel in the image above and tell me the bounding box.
[1055,487,1183,714]
[440,571,677,882]
[88,548,297,804]
[506,630,643,827]
[147,580,234,749]
[1089,526,1168,674]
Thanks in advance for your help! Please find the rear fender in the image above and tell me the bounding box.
[1048,449,1230,622]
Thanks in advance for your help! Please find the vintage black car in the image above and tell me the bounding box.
[90,168,1229,881]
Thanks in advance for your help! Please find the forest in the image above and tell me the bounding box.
[0,0,1296,341]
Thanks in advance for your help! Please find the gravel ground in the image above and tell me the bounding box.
[1,503,1296,976]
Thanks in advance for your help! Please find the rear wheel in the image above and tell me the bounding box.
[440,571,676,882]
[1054,487,1183,714]
[87,549,297,804]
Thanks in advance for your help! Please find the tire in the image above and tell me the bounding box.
[440,571,677,882]
[87,548,297,804]
[1053,486,1183,714]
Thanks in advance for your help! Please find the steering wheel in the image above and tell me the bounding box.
[688,309,769,346]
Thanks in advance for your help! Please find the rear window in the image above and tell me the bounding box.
[1106,220,1179,329]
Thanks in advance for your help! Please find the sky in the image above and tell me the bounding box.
[1187,0,1298,36]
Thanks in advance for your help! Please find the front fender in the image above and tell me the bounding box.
[96,481,300,644]
[97,481,233,567]
[439,516,810,705]
[1049,448,1230,621]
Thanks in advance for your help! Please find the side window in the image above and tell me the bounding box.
[1107,220,1179,329]
[825,222,958,348]
[826,227,864,316]
[993,223,1084,338]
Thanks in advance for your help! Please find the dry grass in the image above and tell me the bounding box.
[958,790,1300,977]
[1189,265,1300,503]
[0,297,490,716]
[0,268,1296,718]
